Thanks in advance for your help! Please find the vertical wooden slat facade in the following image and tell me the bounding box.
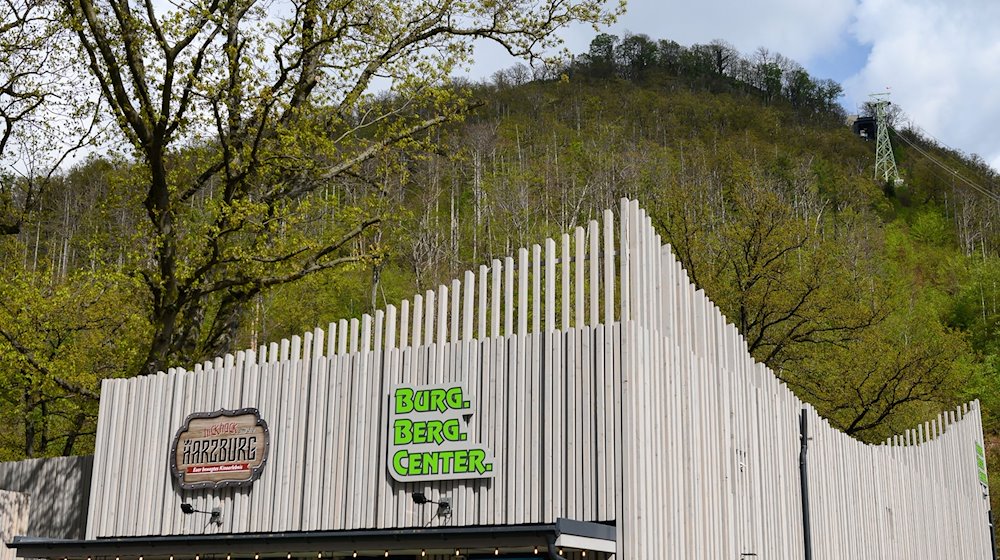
[82,200,993,559]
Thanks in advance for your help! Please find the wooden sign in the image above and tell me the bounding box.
[170,408,269,490]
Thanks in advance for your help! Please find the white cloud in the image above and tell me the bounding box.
[618,0,857,62]
[845,0,1000,171]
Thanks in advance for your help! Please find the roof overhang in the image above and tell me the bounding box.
[12,519,616,559]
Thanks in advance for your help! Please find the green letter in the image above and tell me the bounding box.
[395,388,414,414]
[392,450,408,478]
[393,419,413,445]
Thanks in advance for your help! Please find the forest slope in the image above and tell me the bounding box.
[2,33,998,511]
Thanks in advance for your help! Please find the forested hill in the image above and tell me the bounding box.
[1,32,998,508]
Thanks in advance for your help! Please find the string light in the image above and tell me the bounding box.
[288,554,292,559]
[582,552,588,557]
[352,552,357,559]
[318,554,323,559]
[384,551,389,558]
[455,549,461,556]
[533,546,539,554]
[421,551,426,557]
[255,555,259,560]
[494,548,499,555]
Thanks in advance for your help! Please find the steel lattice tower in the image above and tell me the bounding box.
[871,93,901,185]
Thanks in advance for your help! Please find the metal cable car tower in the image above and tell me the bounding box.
[871,92,902,185]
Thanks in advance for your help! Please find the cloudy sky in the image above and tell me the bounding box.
[466,0,1000,173]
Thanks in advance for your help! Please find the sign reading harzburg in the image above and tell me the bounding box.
[170,408,269,490]
[388,384,495,482]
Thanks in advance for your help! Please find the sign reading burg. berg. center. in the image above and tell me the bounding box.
[170,408,270,490]
[388,384,495,482]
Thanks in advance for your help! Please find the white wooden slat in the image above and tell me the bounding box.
[436,284,447,373]
[412,293,423,348]
[531,245,542,333]
[302,330,324,530]
[565,328,578,518]
[562,233,571,331]
[290,334,309,529]
[581,324,594,520]
[478,264,488,340]
[434,284,448,348]
[491,259,501,339]
[480,335,496,525]
[463,271,475,342]
[529,329,541,521]
[399,299,409,350]
[363,339,381,529]
[517,247,530,339]
[575,226,585,328]
[451,279,461,344]
[423,290,438,346]
[504,256,514,338]
[349,317,360,355]
[326,354,353,529]
[337,319,348,355]
[370,312,386,529]
[603,209,615,327]
[387,304,398,351]
[343,351,362,528]
[588,220,599,327]
[551,329,564,517]
[545,238,556,333]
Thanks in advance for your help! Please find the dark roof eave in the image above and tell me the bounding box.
[12,524,563,558]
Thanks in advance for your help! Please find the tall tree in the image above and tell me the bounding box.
[0,0,97,236]
[56,0,619,374]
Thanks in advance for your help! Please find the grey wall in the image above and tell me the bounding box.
[0,456,92,539]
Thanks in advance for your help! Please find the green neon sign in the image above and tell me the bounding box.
[387,384,495,482]
[976,442,989,486]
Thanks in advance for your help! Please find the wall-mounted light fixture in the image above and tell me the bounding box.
[411,492,452,517]
[180,503,223,526]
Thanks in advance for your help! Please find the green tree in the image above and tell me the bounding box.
[0,0,97,236]
[0,269,149,457]
[56,0,619,375]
